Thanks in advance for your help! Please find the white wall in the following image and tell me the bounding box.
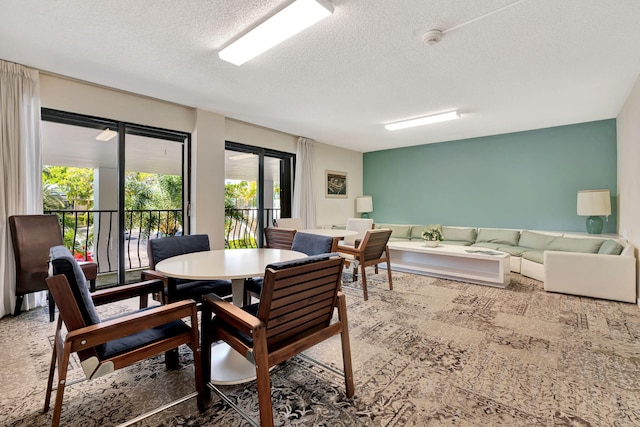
[616,73,640,303]
[225,119,363,226]
[39,74,363,244]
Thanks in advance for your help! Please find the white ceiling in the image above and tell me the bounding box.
[2,0,640,153]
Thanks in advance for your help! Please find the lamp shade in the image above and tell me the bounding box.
[577,190,611,216]
[356,196,373,213]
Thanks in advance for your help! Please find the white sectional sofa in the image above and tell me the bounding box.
[364,223,636,303]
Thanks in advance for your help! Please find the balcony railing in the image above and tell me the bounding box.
[45,209,182,274]
[44,207,280,274]
[225,207,280,249]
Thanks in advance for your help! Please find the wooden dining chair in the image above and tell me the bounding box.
[45,245,204,427]
[263,227,297,249]
[202,254,354,427]
[9,214,98,321]
[244,232,334,304]
[142,234,232,304]
[274,217,303,229]
[337,228,393,301]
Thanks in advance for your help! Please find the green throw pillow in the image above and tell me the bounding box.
[598,240,624,255]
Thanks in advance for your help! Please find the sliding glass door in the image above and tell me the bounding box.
[41,109,190,287]
[224,141,294,248]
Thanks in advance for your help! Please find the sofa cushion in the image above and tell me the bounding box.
[471,242,502,250]
[376,224,411,240]
[518,230,557,250]
[476,229,520,246]
[496,246,528,256]
[598,240,624,255]
[410,225,426,240]
[547,236,604,253]
[442,226,477,245]
[522,250,544,264]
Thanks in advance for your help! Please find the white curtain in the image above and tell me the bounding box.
[292,137,316,229]
[0,60,44,318]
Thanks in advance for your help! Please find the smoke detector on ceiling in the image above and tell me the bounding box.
[422,29,443,45]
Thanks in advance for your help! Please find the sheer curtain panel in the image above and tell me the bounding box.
[292,137,316,229]
[0,60,44,318]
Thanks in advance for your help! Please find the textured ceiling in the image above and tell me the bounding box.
[1,0,640,153]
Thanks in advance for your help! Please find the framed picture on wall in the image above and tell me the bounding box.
[325,170,348,198]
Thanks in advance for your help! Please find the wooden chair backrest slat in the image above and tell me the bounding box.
[257,257,343,349]
[264,227,296,250]
[361,229,392,260]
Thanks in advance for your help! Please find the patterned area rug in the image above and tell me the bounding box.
[2,269,640,426]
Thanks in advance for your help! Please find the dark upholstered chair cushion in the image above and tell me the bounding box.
[266,253,335,271]
[147,234,210,268]
[148,234,232,301]
[175,279,232,300]
[50,245,100,326]
[101,310,190,359]
[291,232,333,256]
[50,245,105,355]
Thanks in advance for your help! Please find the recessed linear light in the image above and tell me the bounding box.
[218,0,334,66]
[384,111,461,131]
[95,128,118,141]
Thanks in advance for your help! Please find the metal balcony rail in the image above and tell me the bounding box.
[225,207,280,249]
[45,209,183,273]
[44,207,281,274]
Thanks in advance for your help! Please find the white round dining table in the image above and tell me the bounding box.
[155,248,307,385]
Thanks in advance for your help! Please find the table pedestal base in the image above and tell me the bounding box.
[209,342,257,385]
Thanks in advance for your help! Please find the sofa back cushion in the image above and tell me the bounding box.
[376,224,411,240]
[442,226,477,244]
[598,239,624,255]
[476,228,519,246]
[546,236,604,253]
[410,225,426,240]
[518,230,558,250]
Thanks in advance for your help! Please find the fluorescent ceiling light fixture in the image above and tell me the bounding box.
[384,111,460,131]
[95,128,117,141]
[218,0,334,66]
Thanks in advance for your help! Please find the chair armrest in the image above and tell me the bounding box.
[141,269,167,281]
[65,299,197,353]
[91,279,164,306]
[202,294,262,334]
[336,244,360,256]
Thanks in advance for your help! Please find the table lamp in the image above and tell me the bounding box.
[577,189,611,234]
[356,196,373,218]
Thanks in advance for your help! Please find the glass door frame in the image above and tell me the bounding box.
[225,141,295,248]
[41,108,191,285]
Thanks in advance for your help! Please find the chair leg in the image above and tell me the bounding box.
[254,329,274,427]
[361,264,368,301]
[89,279,96,293]
[14,295,24,316]
[165,349,180,370]
[51,343,72,427]
[49,291,56,322]
[337,295,355,398]
[352,266,358,282]
[44,322,62,412]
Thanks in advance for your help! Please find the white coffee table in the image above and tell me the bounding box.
[386,241,510,287]
[155,248,307,384]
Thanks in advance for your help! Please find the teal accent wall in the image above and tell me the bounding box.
[363,120,617,233]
